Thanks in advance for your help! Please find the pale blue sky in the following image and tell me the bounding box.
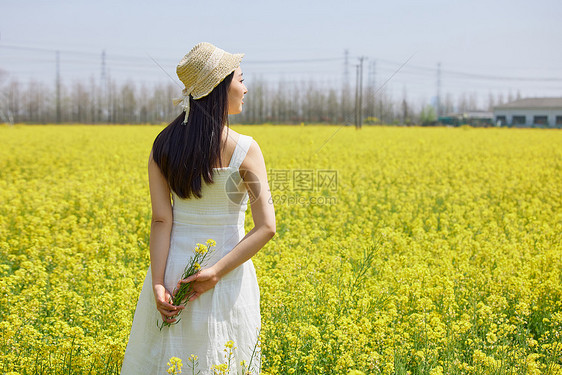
[1,0,561,108]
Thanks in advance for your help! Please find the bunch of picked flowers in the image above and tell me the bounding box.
[158,239,216,330]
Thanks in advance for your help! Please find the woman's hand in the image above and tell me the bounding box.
[153,283,184,324]
[174,267,220,302]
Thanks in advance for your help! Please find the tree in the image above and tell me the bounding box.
[120,81,137,123]
[401,87,411,125]
[458,93,468,113]
[443,93,454,115]
[468,92,478,111]
[6,80,22,123]
[0,70,14,125]
[327,87,339,123]
[487,92,496,112]
[420,104,437,126]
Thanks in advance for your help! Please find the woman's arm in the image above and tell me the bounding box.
[148,150,184,323]
[177,139,276,298]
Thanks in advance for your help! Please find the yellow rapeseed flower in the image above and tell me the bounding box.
[1,125,561,374]
[167,356,183,374]
[195,243,208,255]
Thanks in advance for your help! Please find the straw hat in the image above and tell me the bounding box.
[173,42,244,123]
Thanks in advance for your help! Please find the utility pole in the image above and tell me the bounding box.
[354,56,365,129]
[344,49,349,83]
[368,60,376,118]
[436,62,441,119]
[342,49,350,125]
[101,50,106,123]
[355,64,359,129]
[56,50,61,123]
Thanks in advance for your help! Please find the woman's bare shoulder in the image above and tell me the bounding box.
[228,128,240,136]
[240,137,264,171]
[222,128,241,149]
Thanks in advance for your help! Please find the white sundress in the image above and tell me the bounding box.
[121,134,261,375]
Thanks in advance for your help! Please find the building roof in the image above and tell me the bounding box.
[494,97,562,110]
[441,111,493,119]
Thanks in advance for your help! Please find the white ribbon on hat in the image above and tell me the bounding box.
[172,47,226,125]
[172,89,192,125]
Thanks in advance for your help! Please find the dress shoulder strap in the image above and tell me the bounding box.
[229,134,253,169]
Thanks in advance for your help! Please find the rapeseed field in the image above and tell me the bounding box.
[0,124,561,374]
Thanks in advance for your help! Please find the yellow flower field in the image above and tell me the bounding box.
[0,124,561,374]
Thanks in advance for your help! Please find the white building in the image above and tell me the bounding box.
[493,97,562,128]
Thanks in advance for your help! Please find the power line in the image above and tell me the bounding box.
[0,43,344,65]
[375,58,562,82]
[3,43,561,82]
[242,57,344,64]
[443,69,562,82]
[2,42,561,108]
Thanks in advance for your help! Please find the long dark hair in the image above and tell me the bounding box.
[152,71,234,199]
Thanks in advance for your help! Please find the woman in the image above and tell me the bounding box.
[121,42,276,374]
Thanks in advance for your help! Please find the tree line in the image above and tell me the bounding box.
[0,71,519,126]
